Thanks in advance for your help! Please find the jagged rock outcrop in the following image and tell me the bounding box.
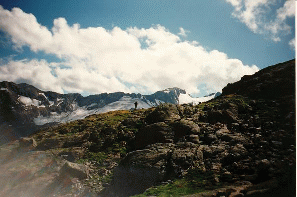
[222,59,295,99]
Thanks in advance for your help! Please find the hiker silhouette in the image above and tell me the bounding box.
[134,101,138,109]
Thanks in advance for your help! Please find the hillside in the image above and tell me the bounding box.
[0,83,218,144]
[0,59,295,197]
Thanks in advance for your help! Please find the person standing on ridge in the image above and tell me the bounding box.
[134,101,138,109]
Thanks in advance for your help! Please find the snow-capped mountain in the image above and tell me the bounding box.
[0,81,219,140]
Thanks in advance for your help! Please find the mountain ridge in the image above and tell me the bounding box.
[0,82,218,142]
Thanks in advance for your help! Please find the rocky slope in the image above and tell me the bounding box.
[0,59,295,197]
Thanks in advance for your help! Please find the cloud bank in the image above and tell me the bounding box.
[0,6,259,96]
[226,0,295,44]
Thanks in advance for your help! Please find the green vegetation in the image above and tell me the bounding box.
[132,179,205,197]
[132,169,219,197]
[77,151,107,164]
[32,109,147,164]
[132,179,200,197]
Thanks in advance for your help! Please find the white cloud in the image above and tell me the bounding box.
[277,0,295,21]
[0,59,63,93]
[0,6,259,96]
[178,27,189,37]
[289,37,295,50]
[225,0,295,42]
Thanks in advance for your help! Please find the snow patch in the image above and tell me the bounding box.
[49,101,54,107]
[34,108,94,125]
[178,93,217,105]
[18,96,41,107]
[0,88,9,91]
[33,96,154,125]
[97,96,151,113]
[39,92,47,98]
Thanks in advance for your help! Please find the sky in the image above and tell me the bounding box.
[0,0,295,97]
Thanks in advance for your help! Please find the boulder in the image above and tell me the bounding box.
[170,142,204,177]
[187,134,199,144]
[59,161,89,180]
[145,103,180,124]
[172,119,200,141]
[134,122,173,149]
[19,137,37,150]
[110,143,173,196]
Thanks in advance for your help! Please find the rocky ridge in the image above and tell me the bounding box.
[1,82,217,144]
[0,59,295,197]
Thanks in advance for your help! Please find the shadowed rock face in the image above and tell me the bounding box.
[222,59,295,99]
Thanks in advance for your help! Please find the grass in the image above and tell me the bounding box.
[77,151,108,164]
[132,168,220,197]
[132,179,204,197]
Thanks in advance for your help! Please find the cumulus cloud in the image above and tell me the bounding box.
[0,59,63,93]
[289,37,295,50]
[225,0,295,42]
[0,6,259,96]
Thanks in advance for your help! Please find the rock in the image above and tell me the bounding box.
[58,148,84,162]
[118,142,204,190]
[216,128,249,144]
[271,141,282,147]
[171,142,204,176]
[216,128,232,140]
[245,188,270,196]
[230,144,248,156]
[19,137,37,150]
[134,122,173,149]
[121,143,173,174]
[222,59,295,99]
[220,171,233,182]
[36,138,63,150]
[172,119,200,141]
[201,133,218,145]
[59,161,89,180]
[110,143,173,196]
[177,104,196,118]
[202,144,227,158]
[187,134,199,144]
[145,103,180,124]
[203,109,238,124]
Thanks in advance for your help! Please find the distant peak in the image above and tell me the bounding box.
[161,87,186,94]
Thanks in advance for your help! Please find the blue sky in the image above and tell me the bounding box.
[0,0,295,97]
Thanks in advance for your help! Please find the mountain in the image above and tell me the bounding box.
[0,59,294,197]
[0,82,218,142]
[0,59,295,197]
